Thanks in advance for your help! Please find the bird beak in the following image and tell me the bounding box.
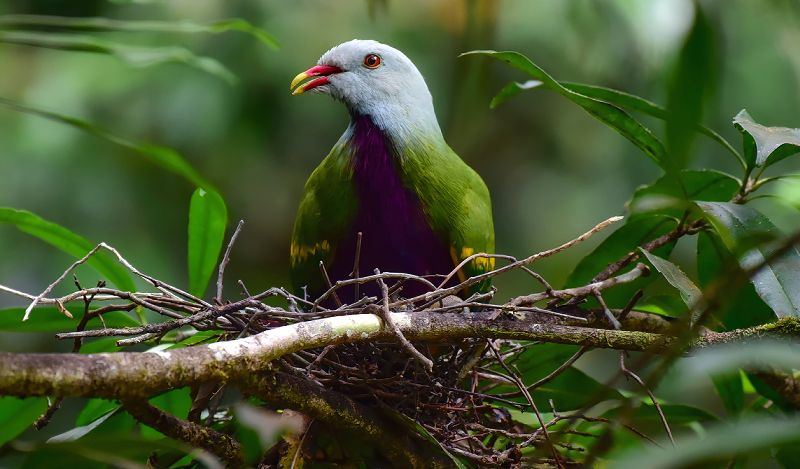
[290,65,343,95]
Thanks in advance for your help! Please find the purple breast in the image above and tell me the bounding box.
[326,115,453,302]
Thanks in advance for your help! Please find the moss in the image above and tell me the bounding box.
[760,317,800,336]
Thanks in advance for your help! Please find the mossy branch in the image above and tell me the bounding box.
[2,311,798,400]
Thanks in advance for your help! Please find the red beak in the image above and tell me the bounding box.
[290,65,343,95]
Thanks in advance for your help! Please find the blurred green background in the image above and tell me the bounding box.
[1,0,799,342]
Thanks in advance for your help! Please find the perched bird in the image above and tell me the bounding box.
[289,39,494,302]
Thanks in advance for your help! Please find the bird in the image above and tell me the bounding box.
[289,39,495,303]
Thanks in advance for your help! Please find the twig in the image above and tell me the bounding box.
[318,261,343,307]
[397,216,623,307]
[313,271,437,309]
[289,419,313,469]
[529,346,589,391]
[375,272,433,371]
[349,232,362,300]
[216,219,244,304]
[509,263,650,307]
[32,397,63,430]
[619,351,674,447]
[487,341,563,469]
[593,290,621,330]
[23,244,103,320]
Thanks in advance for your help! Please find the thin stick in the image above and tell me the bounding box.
[375,272,433,371]
[313,271,437,309]
[509,263,649,307]
[399,216,623,307]
[593,290,621,330]
[349,232,363,300]
[23,244,103,320]
[318,261,343,307]
[216,219,245,303]
[33,397,63,430]
[619,351,674,447]
[529,346,589,391]
[488,341,563,469]
[290,419,314,469]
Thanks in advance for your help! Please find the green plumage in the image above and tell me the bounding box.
[288,40,494,301]
[290,123,494,299]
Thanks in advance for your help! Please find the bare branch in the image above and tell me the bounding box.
[216,219,244,303]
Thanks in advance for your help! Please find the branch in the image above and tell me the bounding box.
[122,399,243,468]
[1,309,798,399]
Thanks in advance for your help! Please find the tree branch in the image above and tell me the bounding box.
[1,310,798,399]
[121,398,243,468]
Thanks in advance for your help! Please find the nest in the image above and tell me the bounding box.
[12,216,665,468]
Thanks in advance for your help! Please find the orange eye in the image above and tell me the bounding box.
[363,53,381,69]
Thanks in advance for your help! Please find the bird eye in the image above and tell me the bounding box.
[363,53,381,69]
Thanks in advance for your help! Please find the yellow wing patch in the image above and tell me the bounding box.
[450,246,496,280]
[290,240,331,265]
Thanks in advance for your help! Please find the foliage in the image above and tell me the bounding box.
[1,2,800,469]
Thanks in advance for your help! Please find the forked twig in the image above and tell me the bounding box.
[216,219,245,303]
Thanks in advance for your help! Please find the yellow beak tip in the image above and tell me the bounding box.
[290,71,310,94]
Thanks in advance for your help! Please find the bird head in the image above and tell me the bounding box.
[290,39,441,141]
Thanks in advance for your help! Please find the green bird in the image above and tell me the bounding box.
[289,39,494,302]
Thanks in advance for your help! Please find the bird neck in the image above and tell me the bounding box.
[343,98,445,154]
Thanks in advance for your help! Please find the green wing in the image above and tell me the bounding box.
[401,143,495,295]
[292,140,495,298]
[290,146,356,296]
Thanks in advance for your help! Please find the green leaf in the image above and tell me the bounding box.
[734,109,800,169]
[639,249,702,312]
[464,50,667,167]
[0,31,236,84]
[489,79,543,108]
[140,388,192,439]
[696,231,774,329]
[697,202,800,317]
[0,98,214,190]
[665,4,717,173]
[0,208,135,292]
[48,410,117,443]
[604,403,716,436]
[711,372,744,415]
[18,433,192,468]
[499,77,741,165]
[0,306,138,332]
[79,337,124,353]
[634,294,687,318]
[491,367,621,411]
[628,169,739,219]
[0,15,280,49]
[747,372,795,413]
[76,400,120,427]
[188,188,227,298]
[499,343,623,411]
[560,82,742,165]
[615,416,800,469]
[614,417,800,469]
[672,340,800,390]
[566,216,678,308]
[511,343,579,382]
[777,445,800,469]
[0,397,47,445]
[167,329,220,349]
